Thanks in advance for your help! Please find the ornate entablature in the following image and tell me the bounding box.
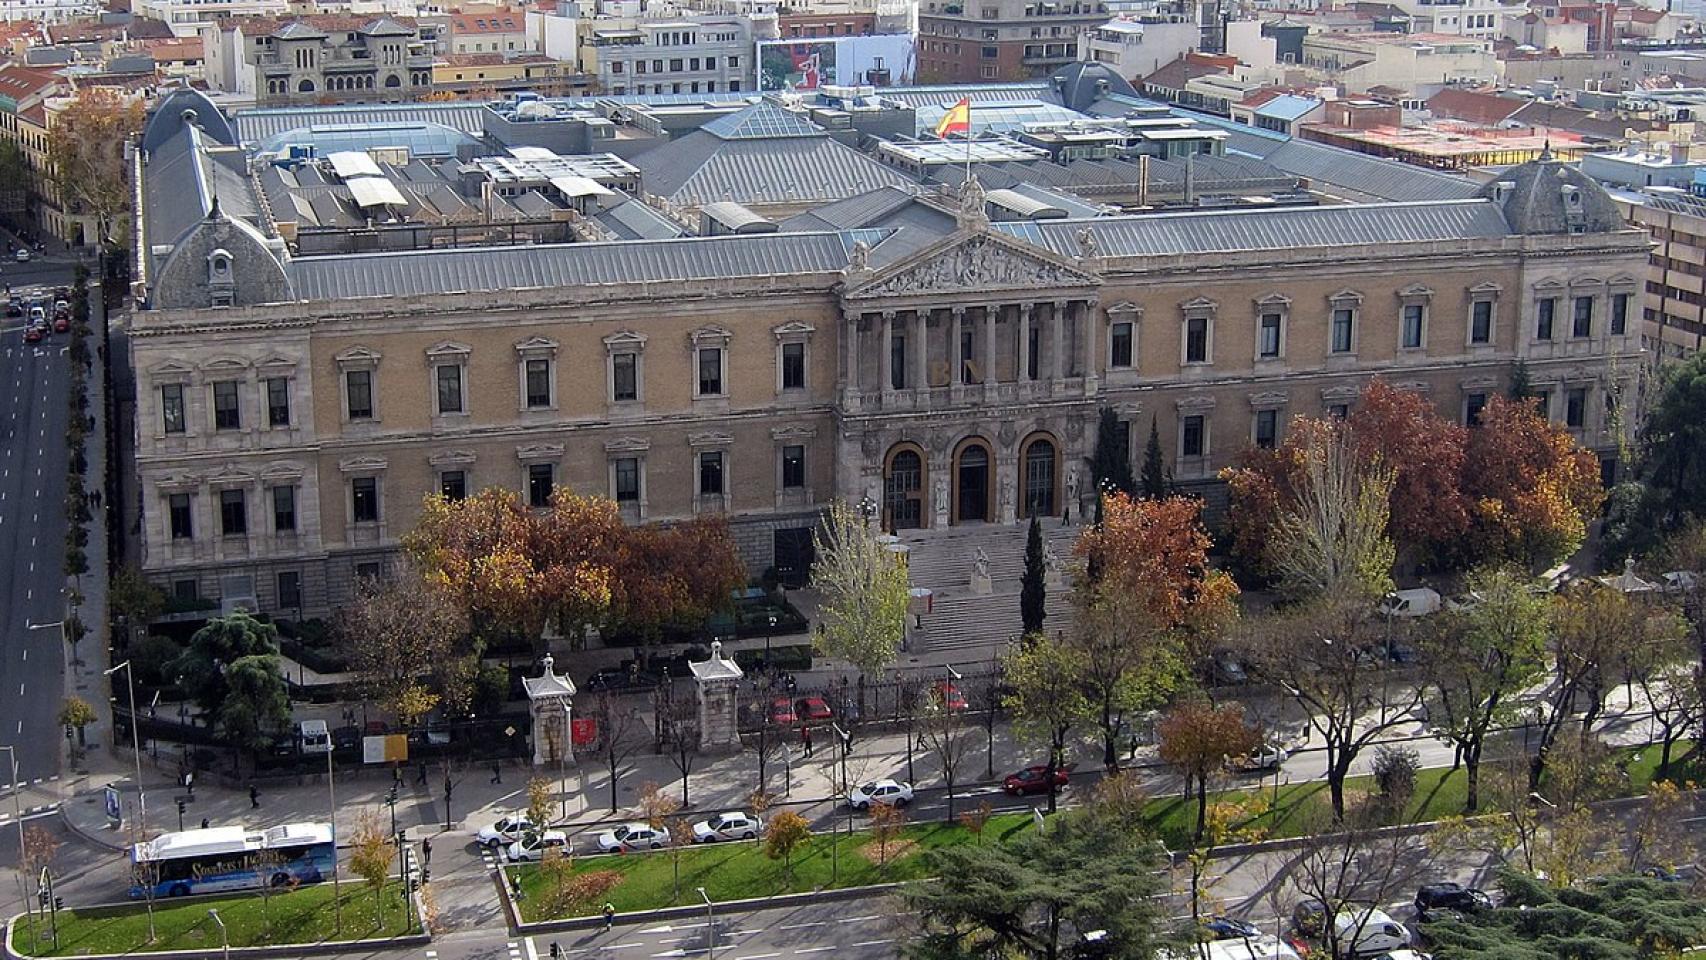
[840,232,1101,305]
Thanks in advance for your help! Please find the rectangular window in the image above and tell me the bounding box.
[527,463,555,508]
[781,342,805,390]
[277,571,301,610]
[1110,321,1133,368]
[1258,314,1281,358]
[1328,403,1349,420]
[266,377,290,427]
[1181,415,1205,458]
[169,493,192,540]
[161,383,186,434]
[1401,304,1424,349]
[351,477,379,523]
[436,364,464,414]
[1566,387,1586,428]
[1185,316,1208,363]
[525,359,552,408]
[614,458,640,502]
[437,470,466,501]
[891,334,907,390]
[212,380,240,430]
[173,579,198,601]
[1254,409,1278,449]
[612,353,638,402]
[1331,308,1354,353]
[355,562,380,583]
[1471,300,1492,344]
[698,451,725,496]
[697,347,723,396]
[1572,296,1593,338]
[346,370,374,420]
[782,444,805,488]
[219,488,247,537]
[961,326,976,382]
[1466,392,1487,426]
[271,485,295,533]
[1027,327,1040,380]
[1536,298,1555,340]
[1611,292,1630,335]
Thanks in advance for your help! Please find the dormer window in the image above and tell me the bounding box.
[1493,181,1514,203]
[208,249,232,281]
[1562,185,1581,208]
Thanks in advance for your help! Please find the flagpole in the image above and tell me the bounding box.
[964,101,972,183]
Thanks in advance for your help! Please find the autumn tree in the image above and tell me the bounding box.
[1416,566,1550,812]
[58,697,95,750]
[348,811,394,925]
[1345,379,1470,562]
[526,777,554,834]
[46,87,144,248]
[1461,395,1605,571]
[1283,802,1429,960]
[869,802,906,872]
[605,517,745,644]
[764,810,811,881]
[538,848,621,919]
[336,569,471,726]
[405,487,620,651]
[810,499,909,676]
[1072,493,1238,769]
[1157,699,1261,842]
[1002,639,1091,813]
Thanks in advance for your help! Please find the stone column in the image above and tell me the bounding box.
[1017,304,1032,382]
[983,305,999,386]
[1081,300,1100,396]
[1051,299,1067,383]
[910,309,927,398]
[879,310,895,398]
[690,641,743,754]
[950,306,965,390]
[842,311,862,408]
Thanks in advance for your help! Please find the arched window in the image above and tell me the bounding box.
[1021,436,1058,518]
[385,74,401,88]
[884,447,925,531]
[298,79,315,93]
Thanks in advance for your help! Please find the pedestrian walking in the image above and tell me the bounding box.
[603,903,616,931]
[248,785,260,809]
[490,760,502,784]
[416,760,427,785]
[393,765,403,787]
[802,725,813,758]
[200,817,209,829]
[1128,734,1140,761]
[422,838,432,866]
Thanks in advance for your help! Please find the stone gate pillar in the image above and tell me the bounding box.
[523,653,577,767]
[690,641,743,754]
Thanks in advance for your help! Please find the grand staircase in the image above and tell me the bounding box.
[899,521,1083,657]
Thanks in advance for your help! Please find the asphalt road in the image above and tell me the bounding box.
[0,270,78,785]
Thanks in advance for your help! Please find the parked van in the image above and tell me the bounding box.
[1377,588,1441,619]
[299,720,332,755]
[1332,907,1412,958]
[1160,936,1302,960]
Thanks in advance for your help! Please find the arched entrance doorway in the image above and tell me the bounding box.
[1020,434,1059,519]
[953,439,993,524]
[883,444,926,531]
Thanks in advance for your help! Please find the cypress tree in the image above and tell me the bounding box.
[1020,514,1046,634]
[1089,407,1136,496]
[1140,415,1168,500]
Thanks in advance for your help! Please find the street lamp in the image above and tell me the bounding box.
[0,746,29,924]
[207,907,229,960]
[326,745,342,932]
[696,886,715,960]
[103,660,145,839]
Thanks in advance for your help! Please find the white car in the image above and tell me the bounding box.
[14,248,29,263]
[1231,743,1289,773]
[692,812,762,843]
[505,830,568,862]
[848,779,913,810]
[594,822,666,853]
[477,814,538,849]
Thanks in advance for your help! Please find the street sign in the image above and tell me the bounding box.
[102,786,120,825]
[503,726,516,738]
[1031,807,1046,835]
[571,717,597,747]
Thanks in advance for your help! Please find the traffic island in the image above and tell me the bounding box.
[5,882,428,959]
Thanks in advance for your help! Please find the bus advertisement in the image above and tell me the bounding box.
[129,822,336,899]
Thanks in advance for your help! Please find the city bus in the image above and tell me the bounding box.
[129,822,336,898]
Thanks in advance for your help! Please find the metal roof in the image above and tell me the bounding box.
[233,103,489,145]
[1253,94,1323,123]
[347,176,407,208]
[635,133,914,207]
[595,198,688,241]
[700,102,825,140]
[993,200,1510,259]
[327,150,383,179]
[287,229,894,300]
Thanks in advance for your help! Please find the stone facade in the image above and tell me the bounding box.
[128,168,1649,617]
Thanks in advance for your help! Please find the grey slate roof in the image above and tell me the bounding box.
[633,128,915,207]
[287,229,893,300]
[877,83,1054,109]
[1259,139,1480,203]
[1479,156,1624,235]
[779,185,929,231]
[233,103,489,144]
[142,87,238,153]
[992,200,1511,259]
[1047,62,1141,113]
[595,198,688,241]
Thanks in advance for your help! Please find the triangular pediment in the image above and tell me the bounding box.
[842,232,1100,302]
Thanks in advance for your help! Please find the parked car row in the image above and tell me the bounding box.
[482,809,768,861]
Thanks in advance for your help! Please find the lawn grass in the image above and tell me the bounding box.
[514,740,1700,920]
[7,880,420,958]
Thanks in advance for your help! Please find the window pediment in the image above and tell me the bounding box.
[772,425,818,441]
[772,321,816,340]
[1328,289,1364,306]
[256,355,297,371]
[1469,280,1503,294]
[1397,283,1433,300]
[201,355,250,372]
[339,455,389,473]
[1533,278,1567,291]
[157,473,200,490]
[335,346,382,366]
[426,340,473,359]
[1180,296,1218,316]
[1175,394,1217,411]
[514,336,559,356]
[428,449,477,467]
[1459,377,1498,392]
[1248,391,1289,408]
[149,359,195,378]
[258,462,305,482]
[1253,293,1291,309]
[1105,300,1142,316]
[207,466,255,487]
[688,431,735,447]
[604,436,651,454]
[516,443,564,462]
[1321,384,1361,402]
[603,330,648,353]
[689,326,733,348]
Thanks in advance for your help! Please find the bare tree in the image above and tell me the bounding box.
[1284,804,1430,959]
[916,684,976,821]
[591,693,644,814]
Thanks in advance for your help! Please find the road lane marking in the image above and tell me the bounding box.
[777,922,824,931]
[836,916,882,924]
[732,954,780,960]
[850,941,894,948]
[794,948,836,955]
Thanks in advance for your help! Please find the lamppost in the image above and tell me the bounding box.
[696,887,715,960]
[0,745,28,924]
[207,907,229,960]
[765,614,777,663]
[103,660,145,839]
[327,746,342,932]
[856,495,877,528]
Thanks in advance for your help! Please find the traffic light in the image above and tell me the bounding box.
[387,785,398,805]
[419,868,430,886]
[550,943,562,959]
[37,890,47,907]
[53,897,63,911]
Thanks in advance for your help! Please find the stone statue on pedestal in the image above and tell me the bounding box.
[970,547,993,595]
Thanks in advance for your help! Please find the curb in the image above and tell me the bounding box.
[59,794,129,854]
[2,912,430,960]
[515,883,907,934]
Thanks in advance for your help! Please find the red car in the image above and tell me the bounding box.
[769,697,796,725]
[795,696,833,723]
[1002,764,1071,796]
[932,682,968,712]
[22,324,42,343]
[53,314,68,333]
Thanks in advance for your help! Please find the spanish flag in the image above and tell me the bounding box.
[935,97,971,138]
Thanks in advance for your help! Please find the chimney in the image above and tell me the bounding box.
[1673,140,1690,164]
